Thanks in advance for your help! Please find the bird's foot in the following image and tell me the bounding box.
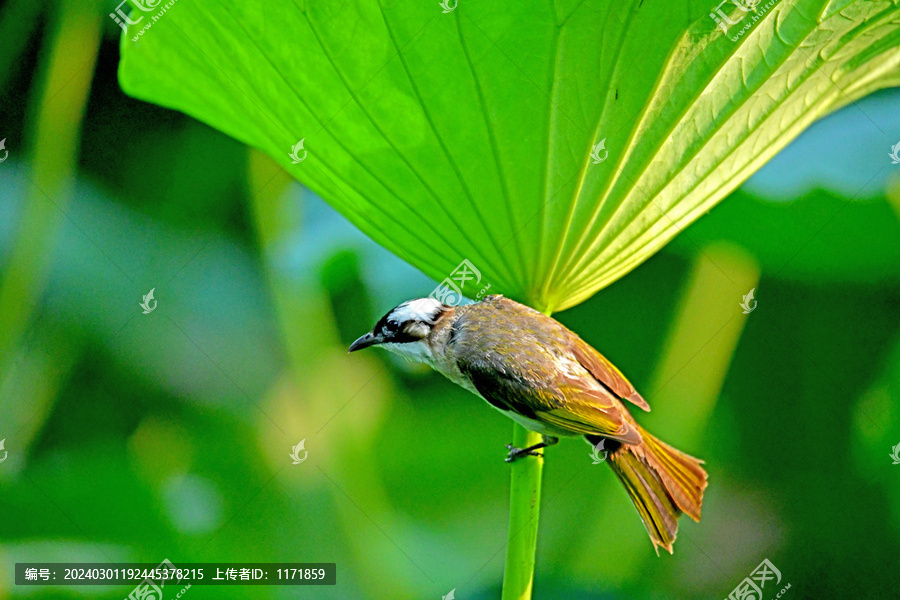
[505,444,543,462]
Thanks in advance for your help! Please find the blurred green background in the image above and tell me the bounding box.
[2,1,900,599]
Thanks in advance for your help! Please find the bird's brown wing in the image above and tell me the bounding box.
[537,385,642,444]
[451,296,643,443]
[569,333,650,412]
[458,359,642,444]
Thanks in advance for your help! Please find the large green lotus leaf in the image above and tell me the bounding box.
[119,0,900,311]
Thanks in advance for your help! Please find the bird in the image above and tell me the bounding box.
[349,294,707,553]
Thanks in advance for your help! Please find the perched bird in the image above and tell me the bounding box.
[349,295,707,553]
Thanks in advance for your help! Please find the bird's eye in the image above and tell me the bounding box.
[387,320,400,332]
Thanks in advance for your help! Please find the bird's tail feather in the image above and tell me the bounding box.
[602,425,707,554]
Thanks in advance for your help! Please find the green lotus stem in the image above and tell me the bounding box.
[0,0,101,373]
[501,305,551,600]
[501,424,544,599]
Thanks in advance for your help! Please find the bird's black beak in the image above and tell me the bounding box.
[349,332,380,353]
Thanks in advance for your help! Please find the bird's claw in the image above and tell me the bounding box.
[505,444,543,462]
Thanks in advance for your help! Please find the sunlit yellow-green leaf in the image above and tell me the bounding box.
[119,0,900,311]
